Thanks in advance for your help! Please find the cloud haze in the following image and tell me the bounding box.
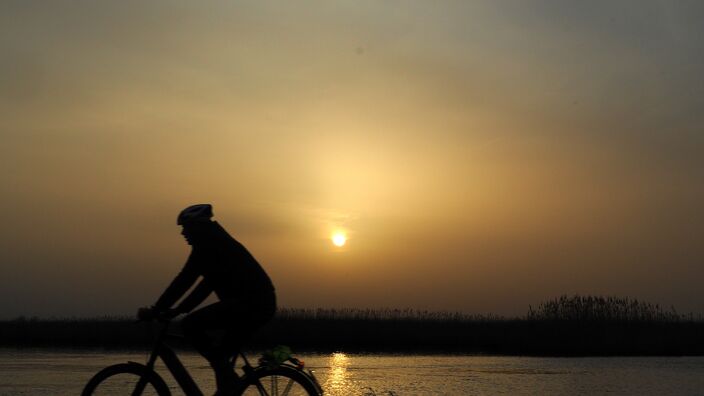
[1,1,703,318]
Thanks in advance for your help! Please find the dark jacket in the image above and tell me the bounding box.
[154,221,275,313]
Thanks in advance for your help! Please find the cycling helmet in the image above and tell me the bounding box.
[177,204,213,225]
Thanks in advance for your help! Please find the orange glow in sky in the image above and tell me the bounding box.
[2,1,704,318]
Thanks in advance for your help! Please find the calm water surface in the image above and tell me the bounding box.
[1,349,703,395]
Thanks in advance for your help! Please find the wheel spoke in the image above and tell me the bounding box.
[255,379,270,396]
[240,367,318,396]
[281,378,294,396]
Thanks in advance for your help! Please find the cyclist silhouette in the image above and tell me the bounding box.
[139,204,276,395]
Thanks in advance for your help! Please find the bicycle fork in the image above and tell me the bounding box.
[131,340,162,396]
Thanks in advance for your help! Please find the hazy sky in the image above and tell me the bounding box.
[1,1,703,318]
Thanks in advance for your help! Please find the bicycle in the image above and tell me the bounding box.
[81,315,323,395]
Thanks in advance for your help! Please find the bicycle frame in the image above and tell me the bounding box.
[126,319,321,396]
[135,321,203,396]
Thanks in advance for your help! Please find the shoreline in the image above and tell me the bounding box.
[3,346,704,359]
[2,316,704,357]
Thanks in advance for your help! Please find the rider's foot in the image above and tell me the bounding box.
[214,370,237,396]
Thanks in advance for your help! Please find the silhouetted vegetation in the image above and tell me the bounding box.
[527,295,687,322]
[2,295,703,356]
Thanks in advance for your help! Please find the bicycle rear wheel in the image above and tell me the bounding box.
[238,365,321,396]
[82,362,171,396]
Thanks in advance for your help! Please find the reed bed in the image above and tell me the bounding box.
[2,295,703,355]
[527,295,689,322]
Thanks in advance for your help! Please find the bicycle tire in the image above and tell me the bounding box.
[237,365,322,396]
[81,362,171,396]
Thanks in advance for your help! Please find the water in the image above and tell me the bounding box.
[1,349,704,395]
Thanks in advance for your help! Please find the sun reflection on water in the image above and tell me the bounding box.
[323,352,353,395]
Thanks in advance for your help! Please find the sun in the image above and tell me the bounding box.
[331,232,347,247]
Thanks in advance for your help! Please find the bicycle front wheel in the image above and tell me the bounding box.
[239,365,322,396]
[81,362,171,396]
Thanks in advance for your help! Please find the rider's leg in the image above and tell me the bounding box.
[182,301,244,393]
[182,297,275,355]
[210,352,237,395]
[182,295,277,393]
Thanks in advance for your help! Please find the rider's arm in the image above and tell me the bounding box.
[153,254,199,311]
[175,278,212,313]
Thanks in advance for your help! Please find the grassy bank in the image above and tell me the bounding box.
[2,296,703,356]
